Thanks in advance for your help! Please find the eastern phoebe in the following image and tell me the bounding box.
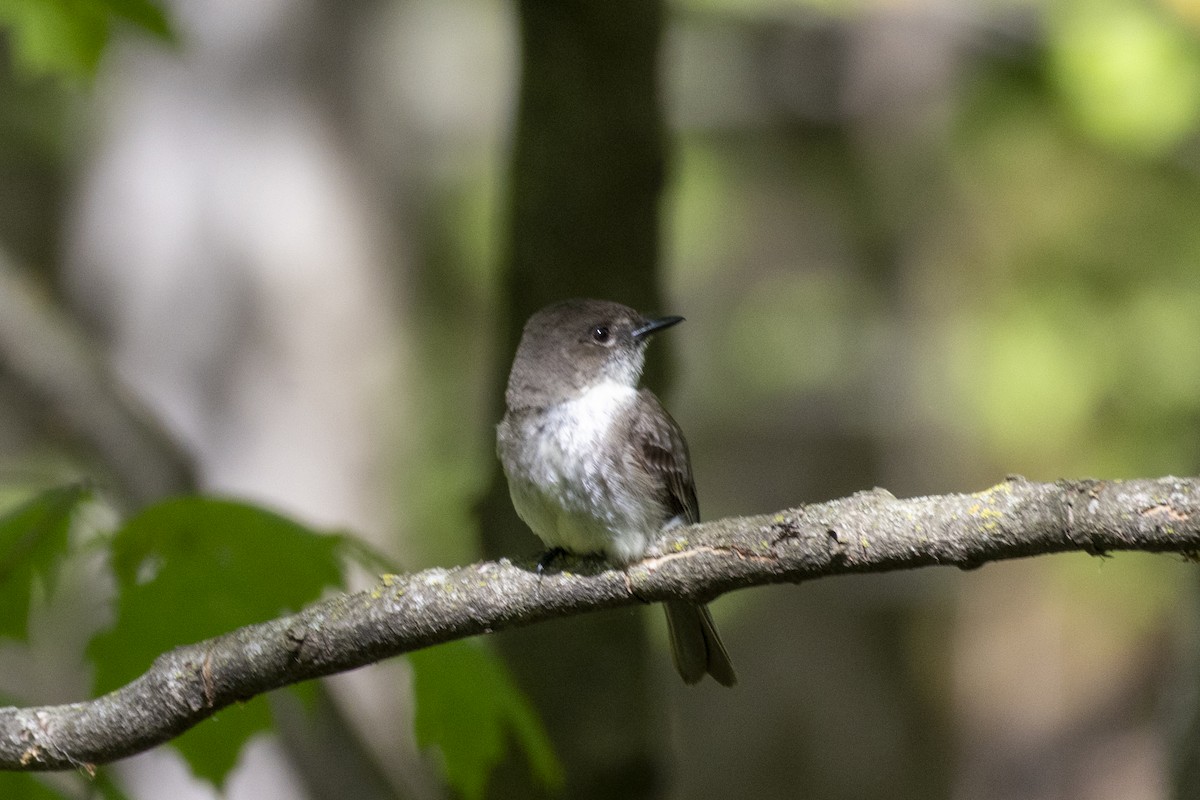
[497,298,736,686]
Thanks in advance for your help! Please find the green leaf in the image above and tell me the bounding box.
[0,484,90,641]
[167,695,274,786]
[0,0,174,80]
[0,0,109,78]
[0,769,130,800]
[92,770,134,800]
[411,640,563,800]
[88,497,346,785]
[98,0,173,40]
[0,772,68,800]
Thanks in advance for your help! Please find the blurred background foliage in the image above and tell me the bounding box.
[1,0,1199,798]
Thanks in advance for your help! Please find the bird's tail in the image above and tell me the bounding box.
[663,600,737,686]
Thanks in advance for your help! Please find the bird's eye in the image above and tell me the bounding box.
[591,325,610,343]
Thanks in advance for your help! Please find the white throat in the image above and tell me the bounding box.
[560,380,639,443]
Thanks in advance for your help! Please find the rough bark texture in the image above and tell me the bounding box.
[2,476,1197,772]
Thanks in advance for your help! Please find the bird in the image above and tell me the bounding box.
[496,298,736,686]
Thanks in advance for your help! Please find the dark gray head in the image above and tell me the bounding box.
[504,298,683,409]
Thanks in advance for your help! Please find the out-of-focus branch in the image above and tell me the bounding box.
[0,255,195,504]
[1,476,1197,771]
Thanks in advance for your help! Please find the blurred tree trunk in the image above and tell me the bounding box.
[479,0,671,797]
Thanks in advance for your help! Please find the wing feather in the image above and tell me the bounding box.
[628,389,698,526]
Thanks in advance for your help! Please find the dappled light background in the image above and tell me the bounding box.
[1,0,1199,798]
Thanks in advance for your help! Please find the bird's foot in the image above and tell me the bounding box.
[536,547,569,576]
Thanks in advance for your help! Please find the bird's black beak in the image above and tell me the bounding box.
[632,315,684,340]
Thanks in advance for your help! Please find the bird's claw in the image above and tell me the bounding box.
[536,547,568,575]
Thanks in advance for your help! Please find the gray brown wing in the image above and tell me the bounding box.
[630,389,699,525]
[632,392,737,686]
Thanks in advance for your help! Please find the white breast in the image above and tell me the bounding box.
[500,381,656,562]
[538,381,636,465]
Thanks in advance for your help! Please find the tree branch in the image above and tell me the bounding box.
[2,476,1197,771]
